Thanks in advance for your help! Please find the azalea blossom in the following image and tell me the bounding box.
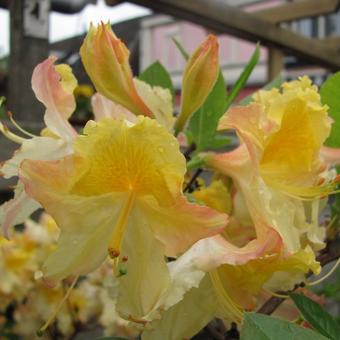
[19,116,227,321]
[201,77,339,253]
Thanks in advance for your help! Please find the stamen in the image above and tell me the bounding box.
[108,191,136,259]
[307,257,340,286]
[7,111,37,138]
[128,315,148,325]
[209,270,243,322]
[37,276,78,336]
[264,289,289,299]
[326,215,337,230]
[0,121,26,144]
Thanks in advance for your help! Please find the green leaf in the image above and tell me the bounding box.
[209,133,231,150]
[139,61,174,97]
[241,312,327,340]
[0,96,6,119]
[290,293,340,339]
[188,72,228,152]
[320,72,340,148]
[172,37,189,60]
[239,75,283,106]
[225,43,260,110]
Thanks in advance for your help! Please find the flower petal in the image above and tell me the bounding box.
[0,185,40,238]
[1,136,72,179]
[142,276,218,340]
[321,146,340,166]
[91,92,137,123]
[31,56,77,141]
[117,208,171,321]
[134,79,175,131]
[140,195,227,257]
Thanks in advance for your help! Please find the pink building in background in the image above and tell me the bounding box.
[140,14,267,99]
[138,0,340,101]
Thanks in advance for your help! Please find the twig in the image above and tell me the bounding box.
[184,168,202,193]
[184,143,196,160]
[205,323,225,340]
[257,296,285,315]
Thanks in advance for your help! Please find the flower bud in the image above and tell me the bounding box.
[175,35,219,133]
[80,23,152,117]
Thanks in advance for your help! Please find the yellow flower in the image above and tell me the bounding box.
[201,77,335,253]
[220,76,333,198]
[20,117,227,319]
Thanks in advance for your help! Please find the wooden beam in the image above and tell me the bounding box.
[8,0,49,121]
[255,0,340,24]
[268,48,283,82]
[319,36,340,52]
[129,0,340,70]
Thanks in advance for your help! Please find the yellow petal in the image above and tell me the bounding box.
[214,246,320,312]
[142,276,218,340]
[117,210,171,321]
[193,179,232,214]
[134,78,175,131]
[203,146,308,253]
[71,117,185,204]
[260,98,328,187]
[140,195,227,257]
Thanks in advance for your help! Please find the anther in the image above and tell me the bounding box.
[108,248,120,259]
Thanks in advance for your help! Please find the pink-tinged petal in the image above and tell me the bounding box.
[21,158,128,283]
[1,136,72,179]
[218,104,267,167]
[321,146,340,166]
[140,195,228,257]
[91,92,137,123]
[32,56,77,141]
[203,146,304,254]
[177,132,188,148]
[0,187,40,238]
[20,155,87,196]
[186,230,282,272]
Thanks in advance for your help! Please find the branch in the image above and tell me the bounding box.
[184,143,196,160]
[184,168,202,193]
[257,237,340,315]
